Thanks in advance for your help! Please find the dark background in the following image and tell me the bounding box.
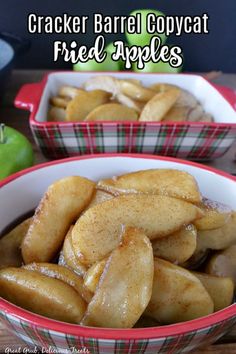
[0,0,235,72]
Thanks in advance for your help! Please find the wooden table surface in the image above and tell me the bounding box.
[0,70,236,353]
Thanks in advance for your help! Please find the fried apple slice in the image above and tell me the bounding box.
[116,93,142,112]
[119,80,156,102]
[150,84,209,123]
[21,176,95,264]
[83,75,120,96]
[0,218,31,269]
[84,258,107,293]
[0,268,86,323]
[98,169,201,203]
[48,106,66,122]
[59,227,88,276]
[81,227,154,328]
[125,78,141,85]
[175,89,198,108]
[50,96,70,108]
[192,271,234,311]
[196,211,236,251]
[188,104,204,122]
[72,194,203,265]
[58,86,84,99]
[205,244,236,287]
[194,198,231,230]
[150,84,198,108]
[83,76,144,112]
[24,263,92,303]
[66,90,111,121]
[149,83,178,93]
[162,106,190,121]
[85,103,138,121]
[152,224,197,264]
[133,100,146,111]
[145,258,214,324]
[139,88,180,122]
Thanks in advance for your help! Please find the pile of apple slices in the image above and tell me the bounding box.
[0,169,235,328]
[48,76,213,123]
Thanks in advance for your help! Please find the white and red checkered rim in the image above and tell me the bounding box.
[14,71,236,128]
[0,153,236,340]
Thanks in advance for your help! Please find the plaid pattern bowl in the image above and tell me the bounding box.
[15,72,236,161]
[0,154,236,354]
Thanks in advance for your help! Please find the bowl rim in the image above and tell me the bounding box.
[0,153,236,339]
[14,71,236,128]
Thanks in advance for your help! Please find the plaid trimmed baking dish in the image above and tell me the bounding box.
[15,72,236,160]
[1,155,236,353]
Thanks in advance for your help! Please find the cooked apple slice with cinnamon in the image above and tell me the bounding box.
[119,80,156,102]
[98,169,201,203]
[194,197,232,230]
[84,258,108,293]
[86,189,113,209]
[83,75,119,96]
[72,194,203,265]
[48,106,66,122]
[66,90,111,121]
[139,88,180,122]
[145,258,214,324]
[59,226,88,277]
[50,96,71,108]
[22,176,95,264]
[206,244,236,287]
[152,224,197,264]
[81,227,154,328]
[58,85,84,99]
[196,211,236,251]
[0,268,86,323]
[85,103,138,121]
[192,271,234,311]
[24,262,92,303]
[0,218,31,269]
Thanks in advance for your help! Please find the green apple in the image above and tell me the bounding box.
[73,54,120,72]
[133,59,183,73]
[126,9,167,47]
[0,124,34,180]
[106,42,126,70]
